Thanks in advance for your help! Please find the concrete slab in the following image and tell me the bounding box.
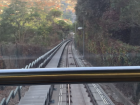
[27,90,48,93]
[29,86,50,90]
[18,85,50,105]
[62,94,67,102]
[62,85,67,88]
[50,85,61,105]
[46,42,68,68]
[79,84,93,105]
[88,84,94,87]
[19,100,45,104]
[62,88,66,94]
[61,102,67,105]
[71,84,91,105]
[92,93,102,101]
[18,104,44,105]
[96,101,105,105]
[89,87,98,93]
[21,96,46,99]
[25,92,47,96]
[20,98,45,102]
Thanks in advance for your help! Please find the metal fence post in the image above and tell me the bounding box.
[9,56,11,69]
[49,89,51,102]
[0,86,4,90]
[16,44,18,68]
[18,86,21,100]
[1,45,3,56]
[121,56,124,66]
[0,98,6,105]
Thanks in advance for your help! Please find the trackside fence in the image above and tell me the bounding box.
[0,40,69,105]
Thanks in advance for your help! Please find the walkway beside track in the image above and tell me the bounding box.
[45,42,68,68]
[18,41,69,105]
[18,85,50,105]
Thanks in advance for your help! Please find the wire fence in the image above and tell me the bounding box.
[0,43,48,69]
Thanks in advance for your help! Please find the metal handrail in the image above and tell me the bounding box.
[0,40,139,104]
[0,40,69,105]
[0,66,140,85]
[0,86,22,105]
[29,40,69,68]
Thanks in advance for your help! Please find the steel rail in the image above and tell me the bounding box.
[67,84,71,105]
[66,42,73,105]
[0,66,140,85]
[71,42,114,105]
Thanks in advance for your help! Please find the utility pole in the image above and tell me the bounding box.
[83,16,85,58]
[74,22,76,48]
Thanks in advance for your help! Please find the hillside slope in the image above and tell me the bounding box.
[75,0,140,104]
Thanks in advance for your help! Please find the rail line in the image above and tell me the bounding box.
[73,43,115,105]
[0,40,70,105]
[0,40,116,105]
[58,41,114,105]
[70,42,115,105]
[66,42,72,105]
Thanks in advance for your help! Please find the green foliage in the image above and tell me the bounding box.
[48,9,62,18]
[62,11,73,21]
[0,0,36,43]
[0,0,71,46]
[55,20,71,38]
[75,0,109,25]
[75,1,140,103]
[57,20,69,31]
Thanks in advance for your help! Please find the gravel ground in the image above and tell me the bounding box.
[100,83,124,105]
[0,86,29,105]
[0,86,16,102]
[76,49,125,105]
[9,86,29,105]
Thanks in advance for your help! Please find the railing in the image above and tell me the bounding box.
[0,66,140,85]
[0,40,140,104]
[25,40,69,68]
[0,40,69,105]
[0,86,22,105]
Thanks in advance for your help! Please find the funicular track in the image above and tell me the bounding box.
[71,45,115,105]
[50,41,115,105]
[65,42,91,105]
[0,40,115,105]
[0,40,70,105]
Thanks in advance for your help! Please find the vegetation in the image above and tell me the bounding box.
[0,0,74,69]
[0,0,72,46]
[75,0,140,104]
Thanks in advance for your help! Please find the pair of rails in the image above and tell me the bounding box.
[0,40,140,105]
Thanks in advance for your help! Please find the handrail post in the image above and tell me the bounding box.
[0,98,6,105]
[0,86,4,90]
[18,86,21,101]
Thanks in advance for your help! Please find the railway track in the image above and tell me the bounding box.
[1,40,116,105]
[71,44,115,105]
[53,41,115,105]
[65,42,90,105]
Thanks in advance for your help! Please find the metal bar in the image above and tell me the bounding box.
[0,98,6,105]
[1,66,140,85]
[6,90,13,104]
[83,16,84,58]
[68,84,71,105]
[18,86,21,100]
